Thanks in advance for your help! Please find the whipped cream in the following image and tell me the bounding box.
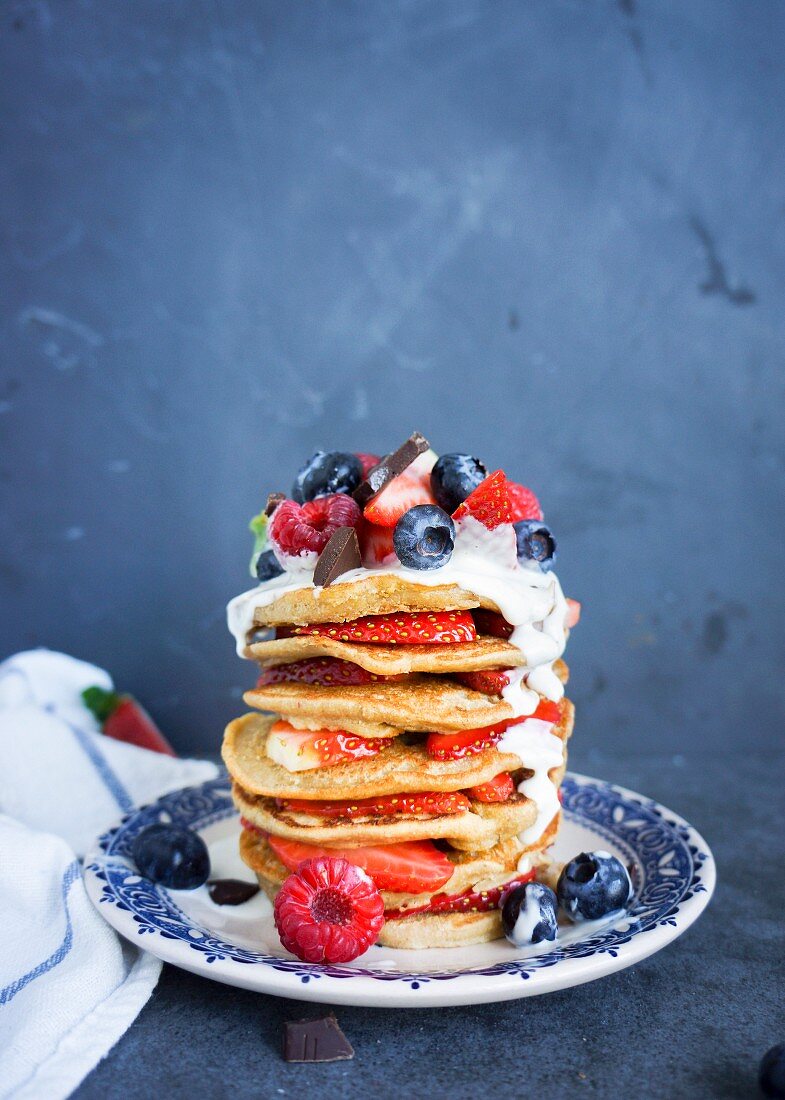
[497,718,563,845]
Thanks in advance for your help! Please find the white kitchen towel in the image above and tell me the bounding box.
[0,650,219,1100]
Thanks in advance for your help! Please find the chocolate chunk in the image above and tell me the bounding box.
[283,1014,354,1063]
[265,492,286,516]
[207,879,260,906]
[313,526,361,587]
[352,431,430,507]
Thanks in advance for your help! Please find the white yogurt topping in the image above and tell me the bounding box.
[497,718,564,844]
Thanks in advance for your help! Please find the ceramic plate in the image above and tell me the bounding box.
[84,773,715,1008]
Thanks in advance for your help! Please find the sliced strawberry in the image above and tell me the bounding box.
[425,720,512,761]
[355,452,381,478]
[81,687,176,756]
[507,481,543,522]
[384,869,536,920]
[465,772,515,802]
[266,720,387,772]
[291,610,476,645]
[257,658,405,688]
[357,518,397,566]
[363,470,436,527]
[472,609,514,639]
[566,598,581,629]
[452,470,512,530]
[529,699,562,724]
[267,835,454,893]
[454,669,512,696]
[277,790,471,819]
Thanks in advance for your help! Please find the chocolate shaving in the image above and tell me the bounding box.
[207,879,260,906]
[352,431,430,507]
[265,492,286,516]
[283,1014,354,1063]
[313,526,362,587]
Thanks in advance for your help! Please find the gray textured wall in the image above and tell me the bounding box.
[2,0,783,758]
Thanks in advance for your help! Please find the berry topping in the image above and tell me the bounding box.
[358,519,397,566]
[454,669,512,696]
[501,881,558,945]
[556,851,633,922]
[267,835,454,894]
[528,698,563,724]
[255,548,285,582]
[269,495,361,563]
[273,856,384,964]
[430,453,488,513]
[472,609,514,639]
[507,481,543,522]
[760,1045,785,1099]
[277,790,471,819]
[363,470,436,527]
[355,452,381,478]
[291,610,477,645]
[514,520,557,571]
[131,823,210,890]
[385,869,536,920]
[465,772,515,802]
[257,657,404,687]
[452,470,513,530]
[565,598,581,629]
[425,720,512,760]
[266,720,387,772]
[393,504,455,570]
[292,451,363,503]
[82,686,175,756]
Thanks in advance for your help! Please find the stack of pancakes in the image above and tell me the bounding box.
[223,573,574,949]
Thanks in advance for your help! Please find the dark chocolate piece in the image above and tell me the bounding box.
[313,526,362,587]
[265,492,286,516]
[207,878,260,906]
[352,431,430,507]
[283,1014,354,1063]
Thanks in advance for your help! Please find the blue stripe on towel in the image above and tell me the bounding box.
[64,718,135,814]
[0,860,81,1005]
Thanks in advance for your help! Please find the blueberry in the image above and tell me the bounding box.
[760,1045,785,1098]
[514,520,557,571]
[131,823,210,890]
[557,851,632,922]
[393,505,455,570]
[292,451,362,503]
[430,454,488,513]
[255,548,284,582]
[501,881,558,946]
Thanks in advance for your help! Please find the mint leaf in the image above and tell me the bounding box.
[248,511,269,577]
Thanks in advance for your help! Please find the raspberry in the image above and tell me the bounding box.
[269,495,361,559]
[355,452,381,478]
[507,481,543,522]
[273,856,385,963]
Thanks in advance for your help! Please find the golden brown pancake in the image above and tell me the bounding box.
[277,713,402,739]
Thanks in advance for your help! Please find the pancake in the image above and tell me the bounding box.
[248,632,527,673]
[232,783,538,850]
[244,676,513,734]
[274,712,402,739]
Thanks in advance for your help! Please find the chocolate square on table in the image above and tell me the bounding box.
[283,1014,354,1063]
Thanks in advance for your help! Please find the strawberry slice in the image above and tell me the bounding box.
[267,835,454,893]
[472,609,514,639]
[358,518,397,566]
[384,869,536,920]
[277,790,471,819]
[355,452,381,478]
[507,481,543,522]
[291,610,477,645]
[425,720,512,761]
[452,470,512,530]
[257,657,405,688]
[454,669,512,696]
[465,772,515,802]
[566,598,581,629]
[81,686,176,756]
[529,699,562,724]
[266,720,387,772]
[363,470,436,527]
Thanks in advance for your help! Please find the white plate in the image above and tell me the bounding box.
[84,773,715,1008]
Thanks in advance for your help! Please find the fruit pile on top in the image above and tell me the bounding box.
[250,431,557,586]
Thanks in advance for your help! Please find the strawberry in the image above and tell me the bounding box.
[565,598,581,629]
[465,772,515,802]
[81,686,175,756]
[355,452,381,478]
[267,835,454,894]
[266,720,387,772]
[384,869,536,920]
[363,470,436,527]
[269,494,361,560]
[528,699,562,724]
[425,720,512,761]
[507,481,543,522]
[454,669,512,696]
[273,856,384,963]
[452,470,512,530]
[472,609,514,639]
[291,609,477,645]
[257,657,404,688]
[277,791,471,819]
[358,518,397,566]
